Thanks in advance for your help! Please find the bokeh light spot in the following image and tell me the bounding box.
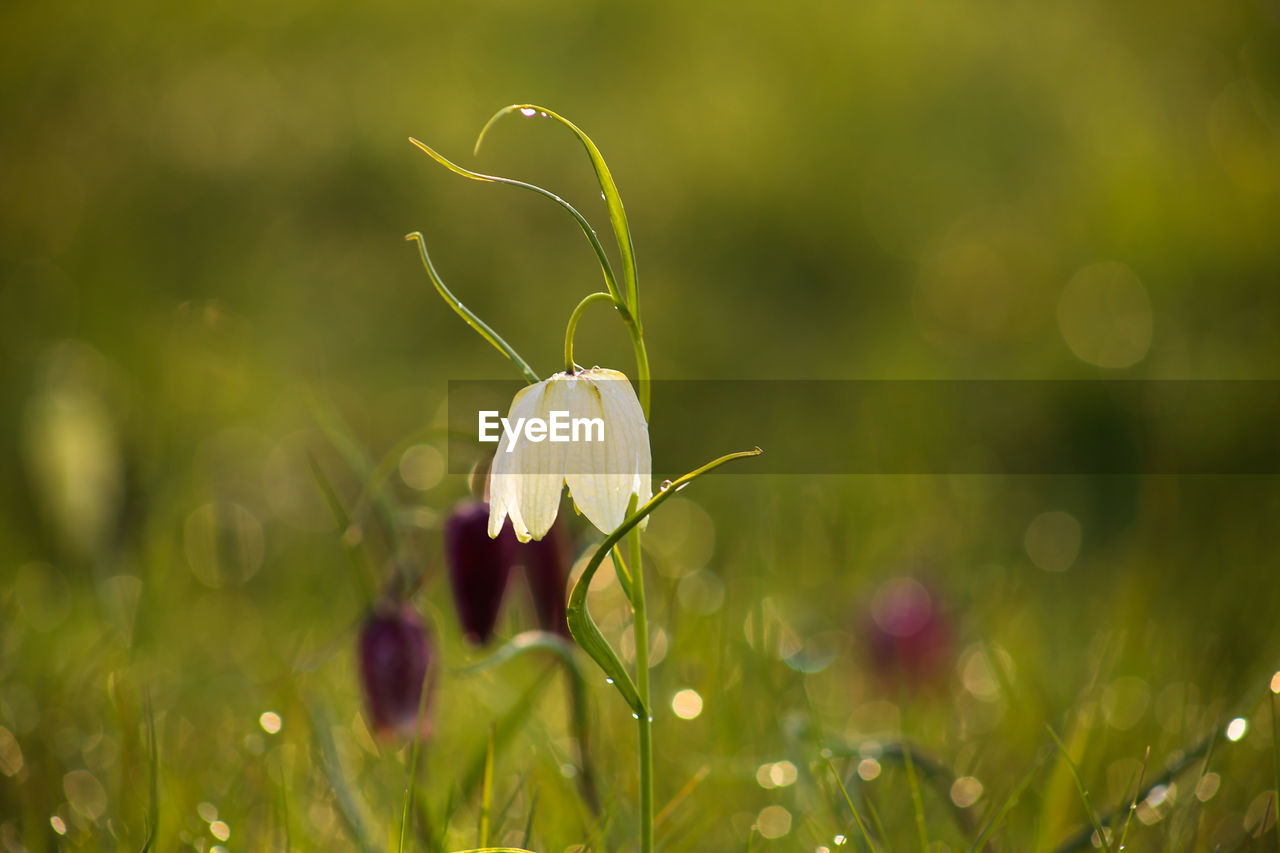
[1025,511,1082,572]
[259,712,282,734]
[1057,261,1152,368]
[50,816,66,835]
[1226,717,1247,741]
[857,758,882,781]
[755,805,792,839]
[183,502,264,588]
[671,689,703,720]
[0,727,23,777]
[1196,773,1221,802]
[950,776,984,808]
[63,769,107,819]
[399,444,444,491]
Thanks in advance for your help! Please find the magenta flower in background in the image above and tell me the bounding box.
[445,500,518,645]
[863,576,953,690]
[358,602,435,738]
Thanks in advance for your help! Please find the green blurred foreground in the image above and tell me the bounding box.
[2,0,1280,849]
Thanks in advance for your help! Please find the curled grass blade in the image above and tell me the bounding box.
[460,663,558,803]
[408,137,623,311]
[476,105,639,325]
[456,630,600,813]
[567,448,763,715]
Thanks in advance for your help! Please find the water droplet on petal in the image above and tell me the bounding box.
[605,678,614,684]
[519,108,537,117]
[632,712,640,719]
[539,111,548,118]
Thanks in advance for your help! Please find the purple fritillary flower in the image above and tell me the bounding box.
[358,602,435,738]
[445,500,518,645]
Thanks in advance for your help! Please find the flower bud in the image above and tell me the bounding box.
[518,518,571,636]
[358,603,435,738]
[445,500,517,645]
[863,576,952,690]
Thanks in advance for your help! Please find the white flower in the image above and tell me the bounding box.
[488,368,651,543]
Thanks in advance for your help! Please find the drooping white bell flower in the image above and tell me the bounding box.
[488,368,651,543]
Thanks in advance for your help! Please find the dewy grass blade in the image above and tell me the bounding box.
[826,758,877,852]
[476,105,641,327]
[405,231,540,385]
[407,137,624,311]
[968,747,1050,853]
[1045,724,1111,852]
[1113,745,1149,853]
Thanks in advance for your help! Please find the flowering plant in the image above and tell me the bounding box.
[407,104,759,852]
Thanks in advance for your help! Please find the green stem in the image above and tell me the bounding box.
[405,232,540,385]
[564,292,617,373]
[566,448,761,851]
[630,527,653,853]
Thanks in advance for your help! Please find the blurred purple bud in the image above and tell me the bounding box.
[518,518,571,636]
[445,500,517,645]
[358,603,435,739]
[864,576,952,690]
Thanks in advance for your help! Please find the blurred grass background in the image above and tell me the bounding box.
[3,0,1280,849]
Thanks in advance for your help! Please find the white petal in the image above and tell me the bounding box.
[488,381,560,542]
[512,375,570,540]
[564,369,651,536]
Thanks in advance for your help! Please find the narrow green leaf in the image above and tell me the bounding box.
[567,448,763,715]
[476,105,640,327]
[405,231,540,384]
